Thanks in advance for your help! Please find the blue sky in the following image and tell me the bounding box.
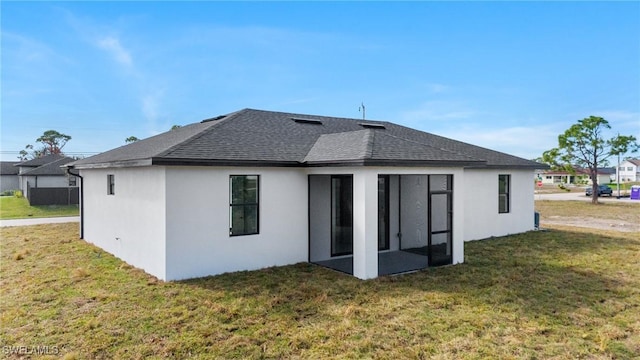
[2,1,639,162]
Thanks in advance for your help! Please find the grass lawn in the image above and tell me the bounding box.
[535,200,639,223]
[1,209,638,358]
[0,196,78,220]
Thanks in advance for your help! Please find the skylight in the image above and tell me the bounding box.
[201,115,226,123]
[291,117,323,125]
[359,123,386,129]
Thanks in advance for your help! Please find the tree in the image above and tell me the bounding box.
[36,130,71,155]
[18,130,72,160]
[542,116,639,204]
[124,125,181,144]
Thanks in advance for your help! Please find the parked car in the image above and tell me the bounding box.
[585,185,613,197]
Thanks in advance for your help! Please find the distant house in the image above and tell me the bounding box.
[540,167,614,186]
[617,159,640,182]
[15,154,77,204]
[0,161,20,193]
[67,108,545,281]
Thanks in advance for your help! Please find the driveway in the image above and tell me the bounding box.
[0,216,80,227]
[535,191,640,204]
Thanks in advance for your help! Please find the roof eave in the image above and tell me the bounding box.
[151,158,301,167]
[69,158,153,170]
[304,159,487,167]
[465,163,550,170]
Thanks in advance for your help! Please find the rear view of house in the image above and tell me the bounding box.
[67,108,543,281]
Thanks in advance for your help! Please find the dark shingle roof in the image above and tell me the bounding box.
[70,108,543,169]
[16,154,67,167]
[0,161,19,175]
[22,157,75,176]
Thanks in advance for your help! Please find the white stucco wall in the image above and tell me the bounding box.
[78,164,534,281]
[463,169,535,241]
[164,167,309,280]
[80,167,167,279]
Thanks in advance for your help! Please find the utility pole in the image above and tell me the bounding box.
[617,132,621,199]
[359,103,366,120]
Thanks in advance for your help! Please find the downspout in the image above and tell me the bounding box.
[66,167,84,239]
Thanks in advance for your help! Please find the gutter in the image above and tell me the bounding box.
[66,167,84,239]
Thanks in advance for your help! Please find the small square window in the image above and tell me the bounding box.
[69,176,77,187]
[107,174,115,195]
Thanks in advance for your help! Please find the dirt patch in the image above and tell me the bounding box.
[542,216,640,233]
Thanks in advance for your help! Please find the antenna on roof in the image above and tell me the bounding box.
[358,102,366,120]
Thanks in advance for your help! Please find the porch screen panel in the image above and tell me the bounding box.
[378,175,390,251]
[331,176,353,256]
[428,175,453,267]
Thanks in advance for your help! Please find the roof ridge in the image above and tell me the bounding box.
[155,109,246,158]
[21,156,74,175]
[376,131,480,162]
[364,129,374,159]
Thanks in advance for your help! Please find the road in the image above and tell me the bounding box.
[535,191,640,204]
[0,216,80,227]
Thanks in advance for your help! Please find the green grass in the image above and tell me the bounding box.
[1,215,638,358]
[536,200,639,222]
[0,196,78,219]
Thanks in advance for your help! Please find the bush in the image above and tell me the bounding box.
[0,190,15,196]
[13,190,23,198]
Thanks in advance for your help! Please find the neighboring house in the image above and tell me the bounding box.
[617,159,640,182]
[540,167,614,185]
[0,161,20,193]
[67,108,545,281]
[15,154,77,200]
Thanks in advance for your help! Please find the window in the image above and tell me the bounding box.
[69,176,77,187]
[107,174,115,195]
[229,175,259,236]
[628,167,634,171]
[498,175,510,213]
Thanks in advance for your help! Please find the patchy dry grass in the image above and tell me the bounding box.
[0,196,78,220]
[535,200,639,221]
[1,221,639,359]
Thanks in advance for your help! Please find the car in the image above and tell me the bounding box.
[585,185,613,197]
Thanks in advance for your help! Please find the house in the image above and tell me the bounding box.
[617,159,640,182]
[0,161,20,193]
[67,108,544,281]
[540,167,614,186]
[15,154,78,204]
